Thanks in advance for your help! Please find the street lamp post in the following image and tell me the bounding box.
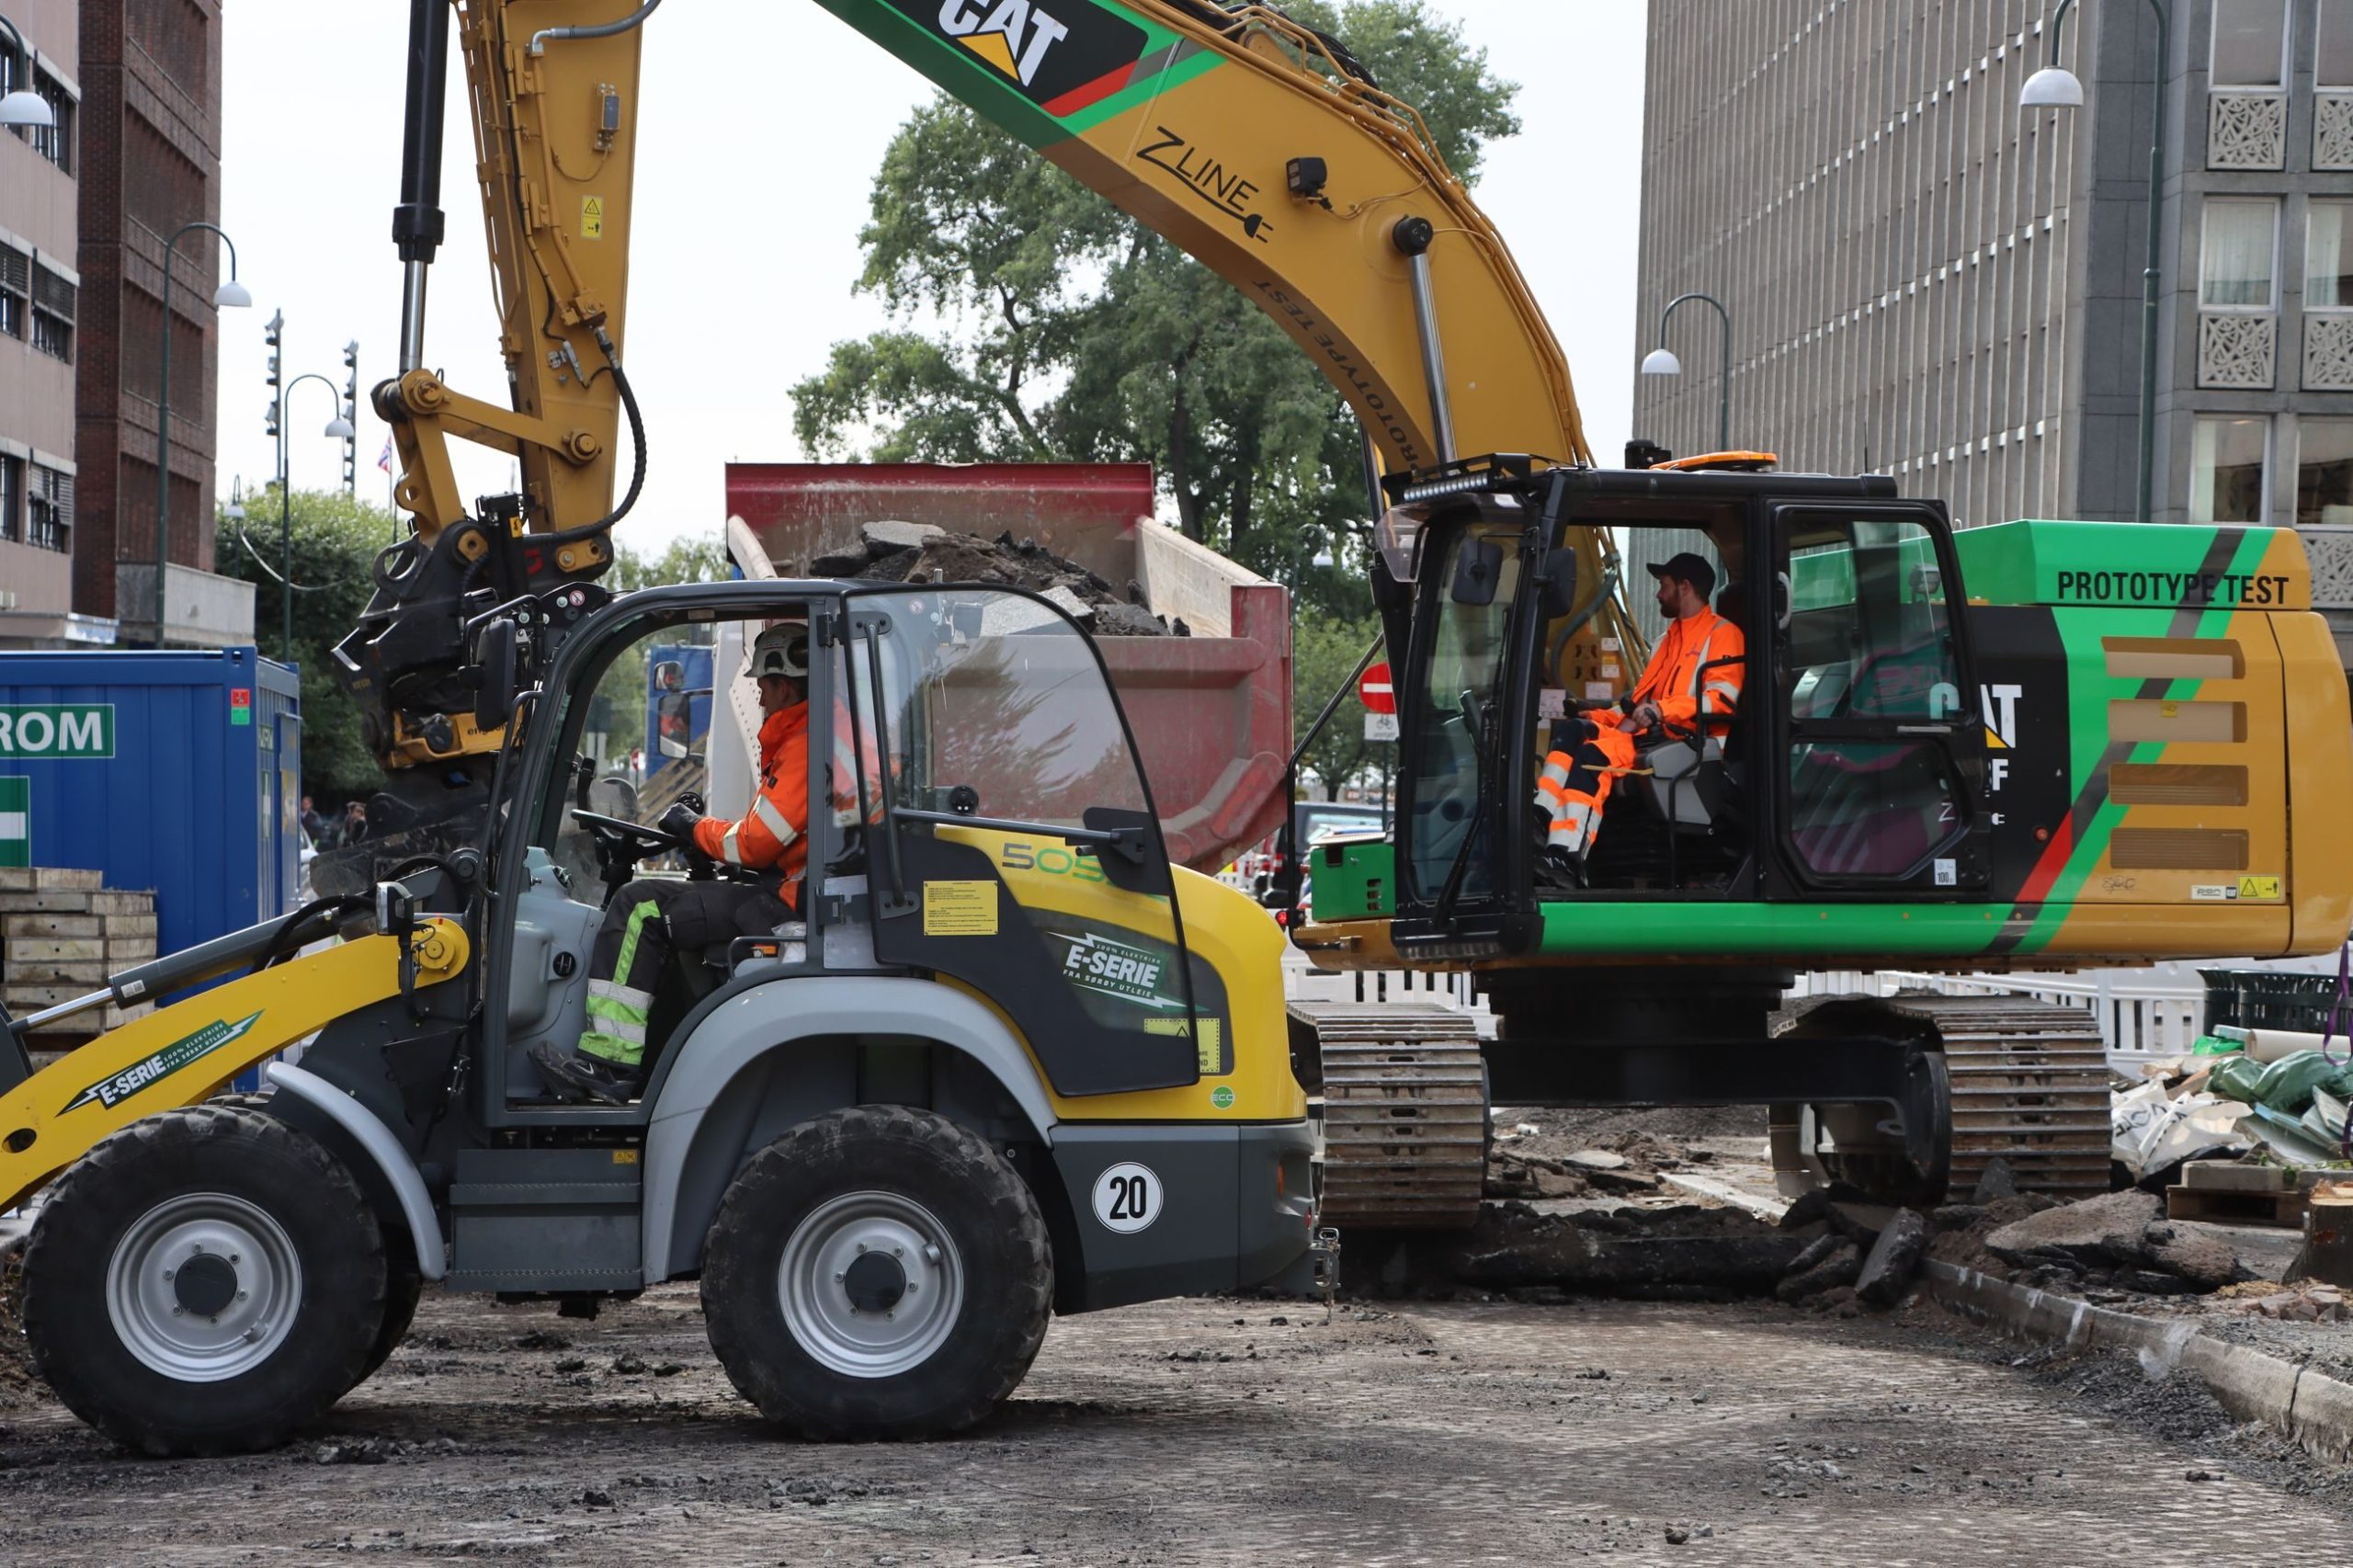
[153,222,251,644]
[275,372,355,665]
[2021,0,2171,525]
[1640,292,1733,456]
[0,12,57,129]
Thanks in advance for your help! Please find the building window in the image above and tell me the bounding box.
[2202,199,2279,308]
[27,74,72,175]
[2212,0,2290,86]
[2313,202,2353,307]
[0,246,25,339]
[2191,416,2270,524]
[26,464,70,552]
[29,263,73,363]
[0,455,18,544]
[2298,419,2353,527]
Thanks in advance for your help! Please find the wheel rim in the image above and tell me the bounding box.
[777,1190,965,1380]
[104,1191,304,1382]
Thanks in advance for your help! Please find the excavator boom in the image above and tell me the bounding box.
[341,0,1626,835]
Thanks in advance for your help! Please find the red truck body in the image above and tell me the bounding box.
[723,462,1291,874]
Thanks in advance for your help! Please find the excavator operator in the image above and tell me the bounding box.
[530,622,815,1104]
[1533,552,1745,883]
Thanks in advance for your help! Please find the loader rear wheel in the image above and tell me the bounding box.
[20,1105,387,1457]
[700,1105,1051,1440]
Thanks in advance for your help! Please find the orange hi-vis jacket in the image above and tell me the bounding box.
[1597,606,1746,737]
[692,702,876,888]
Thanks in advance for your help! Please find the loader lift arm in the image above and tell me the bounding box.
[341,0,1636,839]
[0,918,471,1215]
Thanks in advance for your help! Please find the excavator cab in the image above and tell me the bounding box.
[1369,459,1992,936]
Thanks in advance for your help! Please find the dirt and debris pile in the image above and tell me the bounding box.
[1483,1106,1756,1202]
[1925,1178,2256,1297]
[0,1245,44,1407]
[798,520,1185,637]
[1346,1201,1804,1301]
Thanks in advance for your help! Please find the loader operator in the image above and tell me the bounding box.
[1533,551,1745,881]
[531,621,820,1104]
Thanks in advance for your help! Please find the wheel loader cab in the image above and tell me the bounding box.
[480,583,1212,1122]
[1382,463,1993,935]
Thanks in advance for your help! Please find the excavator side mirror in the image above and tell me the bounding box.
[653,659,685,691]
[1537,549,1580,620]
[472,619,518,732]
[1450,537,1503,607]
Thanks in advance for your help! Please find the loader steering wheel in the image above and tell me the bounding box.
[571,808,694,857]
[571,809,715,898]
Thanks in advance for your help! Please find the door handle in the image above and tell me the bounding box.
[1896,723,1953,735]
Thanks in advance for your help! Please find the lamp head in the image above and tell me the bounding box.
[212,278,253,310]
[1640,347,1683,377]
[224,503,246,522]
[2019,67,2086,109]
[324,416,356,439]
[0,87,51,129]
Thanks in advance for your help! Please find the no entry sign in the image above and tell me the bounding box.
[1358,662,1395,715]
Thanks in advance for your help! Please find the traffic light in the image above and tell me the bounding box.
[341,340,359,493]
[264,310,283,438]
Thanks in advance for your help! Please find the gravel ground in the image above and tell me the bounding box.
[1,1282,2349,1564]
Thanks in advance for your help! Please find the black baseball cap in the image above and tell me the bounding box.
[1645,551,1717,599]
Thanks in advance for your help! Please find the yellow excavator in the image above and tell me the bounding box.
[6,0,2348,1462]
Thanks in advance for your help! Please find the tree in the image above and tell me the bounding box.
[791,0,1518,623]
[1293,611,1387,802]
[213,488,405,801]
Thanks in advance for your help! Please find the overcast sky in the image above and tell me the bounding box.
[217,1,1647,557]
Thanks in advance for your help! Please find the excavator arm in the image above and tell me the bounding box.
[344,0,1634,841]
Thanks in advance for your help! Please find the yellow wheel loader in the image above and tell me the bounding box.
[1,579,1314,1455]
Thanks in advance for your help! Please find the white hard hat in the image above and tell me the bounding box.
[749,622,809,679]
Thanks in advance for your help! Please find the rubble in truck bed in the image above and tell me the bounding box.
[796,520,1188,637]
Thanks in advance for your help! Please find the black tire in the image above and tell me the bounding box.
[355,1223,426,1389]
[20,1105,388,1457]
[700,1105,1052,1441]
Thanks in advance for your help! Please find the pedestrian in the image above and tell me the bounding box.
[299,794,326,844]
[342,801,370,846]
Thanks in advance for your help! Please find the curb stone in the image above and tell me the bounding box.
[1921,1258,2353,1463]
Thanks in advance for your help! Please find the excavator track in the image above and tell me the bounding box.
[1291,1002,1487,1229]
[1884,994,2113,1199]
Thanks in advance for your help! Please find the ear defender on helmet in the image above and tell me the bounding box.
[749,622,809,679]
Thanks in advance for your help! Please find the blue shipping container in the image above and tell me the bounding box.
[0,647,301,1000]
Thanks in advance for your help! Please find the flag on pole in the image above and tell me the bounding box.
[377,437,394,473]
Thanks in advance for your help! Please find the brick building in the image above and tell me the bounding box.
[0,0,102,646]
[73,0,237,642]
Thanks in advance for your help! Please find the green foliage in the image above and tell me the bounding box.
[212,488,404,799]
[790,0,1516,624]
[1293,611,1388,801]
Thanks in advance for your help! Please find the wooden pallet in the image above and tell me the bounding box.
[2165,1185,2310,1228]
[1,873,159,1048]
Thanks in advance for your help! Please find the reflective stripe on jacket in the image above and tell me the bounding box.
[1603,607,1746,736]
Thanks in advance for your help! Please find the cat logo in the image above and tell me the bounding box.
[938,0,1068,86]
[914,0,1154,115]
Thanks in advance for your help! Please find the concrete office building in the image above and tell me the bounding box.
[1634,0,2353,650]
[0,0,107,647]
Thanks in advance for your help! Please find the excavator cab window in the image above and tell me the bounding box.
[1402,513,1524,906]
[1772,506,1989,892]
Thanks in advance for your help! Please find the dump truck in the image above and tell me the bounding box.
[722,462,1292,875]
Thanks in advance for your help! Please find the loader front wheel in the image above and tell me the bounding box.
[21,1105,388,1456]
[700,1105,1051,1440]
